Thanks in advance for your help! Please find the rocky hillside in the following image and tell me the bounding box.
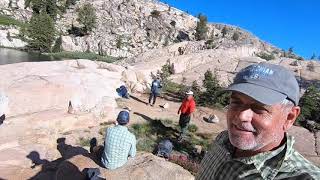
[0,0,281,58]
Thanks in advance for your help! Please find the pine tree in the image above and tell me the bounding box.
[297,85,320,126]
[221,26,228,38]
[191,80,201,103]
[27,12,56,52]
[195,14,208,41]
[232,32,239,41]
[77,3,97,34]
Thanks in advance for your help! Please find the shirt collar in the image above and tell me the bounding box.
[217,131,295,179]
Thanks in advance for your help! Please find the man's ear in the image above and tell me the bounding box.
[283,106,301,131]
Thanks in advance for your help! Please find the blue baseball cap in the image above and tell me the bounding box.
[117,111,130,124]
[227,62,300,105]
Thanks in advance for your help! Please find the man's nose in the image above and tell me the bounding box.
[238,108,254,122]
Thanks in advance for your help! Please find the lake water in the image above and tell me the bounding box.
[0,48,62,65]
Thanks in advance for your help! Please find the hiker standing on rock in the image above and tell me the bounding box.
[196,62,320,179]
[177,90,196,141]
[148,76,162,106]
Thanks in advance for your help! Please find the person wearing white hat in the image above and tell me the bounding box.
[177,90,196,141]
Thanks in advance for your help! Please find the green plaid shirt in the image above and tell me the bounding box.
[196,131,320,180]
[101,125,136,170]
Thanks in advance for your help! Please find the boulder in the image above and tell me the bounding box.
[56,153,194,180]
[0,60,123,119]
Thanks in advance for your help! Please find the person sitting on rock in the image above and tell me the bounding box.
[148,76,162,106]
[177,90,196,141]
[92,110,136,170]
[196,62,320,179]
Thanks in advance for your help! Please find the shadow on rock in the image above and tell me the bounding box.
[27,137,99,180]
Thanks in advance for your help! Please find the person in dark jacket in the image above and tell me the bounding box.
[148,76,162,106]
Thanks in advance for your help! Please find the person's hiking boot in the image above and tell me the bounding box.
[89,138,97,153]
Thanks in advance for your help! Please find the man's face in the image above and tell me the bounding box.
[186,94,193,100]
[227,92,289,151]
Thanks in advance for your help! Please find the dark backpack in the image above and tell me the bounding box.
[157,139,173,159]
[117,85,129,99]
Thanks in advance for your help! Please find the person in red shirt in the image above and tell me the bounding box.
[177,90,196,141]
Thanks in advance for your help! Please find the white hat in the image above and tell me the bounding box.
[185,90,194,95]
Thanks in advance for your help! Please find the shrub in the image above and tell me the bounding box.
[170,20,176,27]
[195,14,208,41]
[205,39,216,49]
[116,36,123,49]
[232,32,239,41]
[221,26,228,37]
[27,12,56,52]
[52,35,62,53]
[200,70,229,107]
[0,15,25,27]
[296,85,320,131]
[188,124,198,133]
[150,10,161,18]
[256,52,275,61]
[191,80,201,103]
[77,3,97,34]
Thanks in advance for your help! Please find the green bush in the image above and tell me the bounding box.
[150,10,161,18]
[195,14,208,41]
[52,35,62,53]
[116,36,123,49]
[188,124,198,133]
[0,15,25,27]
[232,32,240,41]
[27,12,56,52]
[200,70,229,107]
[296,85,320,129]
[191,80,201,103]
[256,52,275,61]
[77,3,97,34]
[205,39,216,49]
[221,26,228,37]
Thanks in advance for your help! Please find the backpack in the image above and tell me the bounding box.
[157,139,173,159]
[117,85,129,98]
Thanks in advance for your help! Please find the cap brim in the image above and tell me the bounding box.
[226,83,287,105]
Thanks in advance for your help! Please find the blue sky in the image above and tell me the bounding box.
[160,0,320,59]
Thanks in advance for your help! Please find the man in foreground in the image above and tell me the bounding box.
[93,110,136,170]
[196,62,320,179]
[177,90,196,141]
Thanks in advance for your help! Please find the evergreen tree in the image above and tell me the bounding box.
[195,14,208,41]
[221,26,228,37]
[296,85,320,126]
[202,69,229,107]
[191,80,201,103]
[45,0,57,19]
[232,31,239,41]
[288,47,294,54]
[27,12,56,52]
[77,3,97,34]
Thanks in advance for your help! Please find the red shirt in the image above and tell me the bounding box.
[179,97,196,115]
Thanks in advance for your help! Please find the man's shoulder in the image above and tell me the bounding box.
[281,147,320,179]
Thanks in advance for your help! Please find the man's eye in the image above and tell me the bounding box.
[251,106,269,114]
